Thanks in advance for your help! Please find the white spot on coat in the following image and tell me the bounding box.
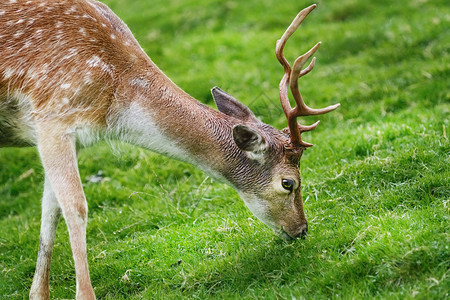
[65,6,78,15]
[84,72,92,84]
[13,31,24,38]
[86,55,101,67]
[62,48,78,61]
[61,83,71,90]
[86,55,114,76]
[130,78,149,88]
[3,68,15,79]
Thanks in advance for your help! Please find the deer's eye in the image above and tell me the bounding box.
[281,179,294,192]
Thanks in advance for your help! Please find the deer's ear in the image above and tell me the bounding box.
[232,124,267,158]
[211,87,258,122]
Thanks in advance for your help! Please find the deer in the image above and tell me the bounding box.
[0,0,339,299]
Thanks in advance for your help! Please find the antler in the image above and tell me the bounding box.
[276,4,340,148]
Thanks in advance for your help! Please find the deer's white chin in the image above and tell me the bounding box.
[238,192,280,232]
[238,192,297,241]
[275,227,296,241]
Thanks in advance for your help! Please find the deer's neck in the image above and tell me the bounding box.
[110,67,240,183]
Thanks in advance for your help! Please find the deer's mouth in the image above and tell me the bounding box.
[276,224,308,241]
[276,227,295,241]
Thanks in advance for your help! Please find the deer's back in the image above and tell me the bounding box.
[0,0,148,147]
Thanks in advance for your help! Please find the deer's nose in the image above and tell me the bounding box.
[294,223,308,239]
[300,223,308,239]
[279,222,308,240]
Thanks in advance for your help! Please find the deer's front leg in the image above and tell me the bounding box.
[36,124,95,300]
[29,177,61,300]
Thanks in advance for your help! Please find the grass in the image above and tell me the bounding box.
[1,0,449,298]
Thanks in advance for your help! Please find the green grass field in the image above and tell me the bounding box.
[1,0,449,298]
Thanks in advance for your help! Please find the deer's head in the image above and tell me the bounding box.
[212,4,339,240]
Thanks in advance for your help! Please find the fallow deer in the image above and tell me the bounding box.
[0,1,339,299]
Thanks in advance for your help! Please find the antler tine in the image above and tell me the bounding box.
[277,4,340,148]
[275,4,317,76]
[276,4,318,55]
[290,43,341,117]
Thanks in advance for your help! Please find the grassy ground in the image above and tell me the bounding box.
[1,0,449,299]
